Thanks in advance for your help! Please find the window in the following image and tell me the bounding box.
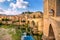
[49,9,54,16]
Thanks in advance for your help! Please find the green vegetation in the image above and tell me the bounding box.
[0,25,22,40]
[0,22,3,25]
[0,24,29,40]
[12,29,22,40]
[33,33,43,40]
[22,11,33,14]
[0,24,43,40]
[2,18,10,21]
[14,20,20,22]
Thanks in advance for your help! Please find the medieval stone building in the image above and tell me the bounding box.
[43,0,60,40]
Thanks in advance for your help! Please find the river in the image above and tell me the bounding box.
[21,32,34,40]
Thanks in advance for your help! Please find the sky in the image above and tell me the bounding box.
[0,0,43,15]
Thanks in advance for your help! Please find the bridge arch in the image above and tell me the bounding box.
[48,24,55,40]
[42,21,58,40]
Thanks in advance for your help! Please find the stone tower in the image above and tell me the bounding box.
[43,0,60,40]
[44,0,55,18]
[44,0,60,18]
[44,0,60,17]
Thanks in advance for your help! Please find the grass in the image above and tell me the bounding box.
[0,24,23,40]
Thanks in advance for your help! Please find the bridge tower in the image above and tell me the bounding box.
[43,0,60,40]
[44,0,60,18]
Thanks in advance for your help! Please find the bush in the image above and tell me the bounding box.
[0,22,3,25]
[2,18,10,21]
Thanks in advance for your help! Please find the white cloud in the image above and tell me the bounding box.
[5,9,21,15]
[7,0,11,1]
[0,8,21,15]
[0,0,11,2]
[10,0,29,10]
[10,3,16,10]
[0,0,29,15]
[0,0,5,2]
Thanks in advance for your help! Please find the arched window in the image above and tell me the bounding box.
[49,9,54,16]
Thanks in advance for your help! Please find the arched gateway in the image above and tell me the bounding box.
[48,24,55,40]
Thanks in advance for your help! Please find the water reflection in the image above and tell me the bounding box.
[21,32,34,40]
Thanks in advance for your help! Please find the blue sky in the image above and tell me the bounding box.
[24,0,43,12]
[0,0,43,15]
